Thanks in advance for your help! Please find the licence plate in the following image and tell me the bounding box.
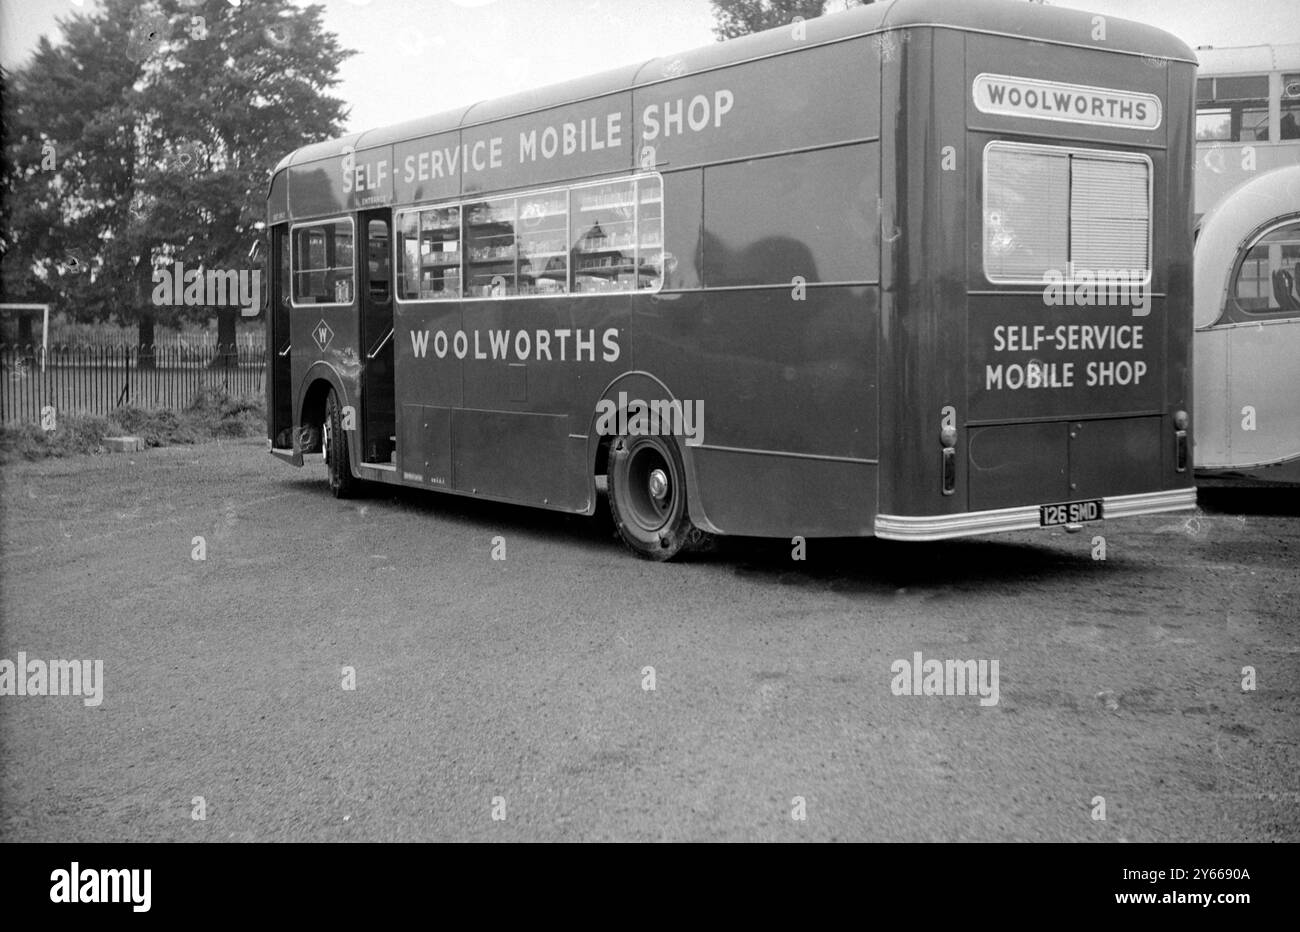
[1040,499,1103,527]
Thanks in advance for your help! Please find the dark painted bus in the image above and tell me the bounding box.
[265,0,1198,559]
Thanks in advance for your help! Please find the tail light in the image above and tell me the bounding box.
[1173,410,1189,472]
[940,422,957,495]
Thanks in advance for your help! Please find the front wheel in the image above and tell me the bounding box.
[323,388,358,498]
[607,434,710,561]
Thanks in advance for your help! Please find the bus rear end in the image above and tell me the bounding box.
[874,2,1197,539]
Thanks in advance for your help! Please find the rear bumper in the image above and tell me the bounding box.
[874,487,1196,541]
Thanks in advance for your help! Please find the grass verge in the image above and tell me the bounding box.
[0,387,264,463]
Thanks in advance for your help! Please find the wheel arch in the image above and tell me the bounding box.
[585,370,722,535]
[296,362,351,456]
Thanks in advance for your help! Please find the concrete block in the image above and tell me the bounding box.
[104,436,145,453]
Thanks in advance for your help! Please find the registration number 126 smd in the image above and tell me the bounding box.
[1040,499,1103,526]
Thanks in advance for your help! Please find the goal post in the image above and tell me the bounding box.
[0,303,50,371]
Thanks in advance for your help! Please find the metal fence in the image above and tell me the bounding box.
[0,343,265,425]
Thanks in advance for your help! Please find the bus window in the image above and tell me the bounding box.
[1282,74,1300,139]
[983,145,1069,281]
[518,189,568,295]
[983,142,1149,283]
[573,179,635,293]
[466,196,518,297]
[636,176,663,291]
[1232,220,1300,315]
[1196,74,1270,142]
[1070,156,1150,274]
[367,219,390,302]
[398,206,461,301]
[572,177,663,293]
[292,218,354,305]
[279,229,291,310]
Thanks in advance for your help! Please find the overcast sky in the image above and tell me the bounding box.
[2,0,1298,135]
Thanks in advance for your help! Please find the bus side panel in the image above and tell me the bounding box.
[878,28,962,520]
[632,286,877,537]
[1164,61,1198,480]
[691,451,877,537]
[292,305,360,431]
[394,300,463,489]
[460,293,613,512]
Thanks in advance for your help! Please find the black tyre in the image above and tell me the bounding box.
[323,388,358,499]
[607,434,709,560]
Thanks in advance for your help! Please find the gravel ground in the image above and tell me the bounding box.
[1,439,1296,841]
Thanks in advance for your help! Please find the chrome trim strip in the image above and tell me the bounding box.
[874,487,1196,541]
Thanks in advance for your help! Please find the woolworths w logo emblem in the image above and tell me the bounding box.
[313,320,334,352]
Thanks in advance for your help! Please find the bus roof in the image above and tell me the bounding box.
[1194,43,1300,75]
[274,0,1195,176]
[1194,164,1300,329]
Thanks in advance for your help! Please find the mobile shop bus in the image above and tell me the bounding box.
[265,0,1198,560]
[1191,44,1300,481]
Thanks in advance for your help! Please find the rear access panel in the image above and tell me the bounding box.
[1067,415,1162,500]
[967,421,1068,511]
[400,404,453,488]
[967,416,1164,511]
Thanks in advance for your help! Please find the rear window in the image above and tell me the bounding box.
[1231,219,1300,318]
[983,141,1151,285]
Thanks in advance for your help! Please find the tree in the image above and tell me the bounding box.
[0,0,353,359]
[711,0,875,40]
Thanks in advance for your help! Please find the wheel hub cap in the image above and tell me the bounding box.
[648,468,669,502]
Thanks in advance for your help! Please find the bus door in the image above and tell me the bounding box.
[359,209,396,465]
[268,223,294,451]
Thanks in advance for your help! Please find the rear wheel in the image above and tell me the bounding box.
[607,434,709,560]
[323,388,358,498]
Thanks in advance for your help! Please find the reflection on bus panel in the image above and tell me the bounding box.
[264,0,1198,559]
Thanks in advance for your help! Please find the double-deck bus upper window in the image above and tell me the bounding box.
[292,219,354,305]
[1282,74,1300,139]
[1196,75,1270,142]
[983,142,1150,284]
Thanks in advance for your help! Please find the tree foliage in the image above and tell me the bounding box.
[710,0,874,41]
[0,0,353,347]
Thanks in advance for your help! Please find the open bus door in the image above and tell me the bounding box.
[358,209,396,466]
[267,224,295,456]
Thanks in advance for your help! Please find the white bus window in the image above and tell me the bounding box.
[983,146,1069,282]
[293,219,353,305]
[1196,109,1232,141]
[465,196,518,297]
[1196,75,1270,142]
[517,190,568,296]
[398,206,460,300]
[1233,220,1300,315]
[984,143,1150,284]
[573,179,638,293]
[1282,75,1300,140]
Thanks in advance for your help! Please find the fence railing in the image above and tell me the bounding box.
[0,343,265,425]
